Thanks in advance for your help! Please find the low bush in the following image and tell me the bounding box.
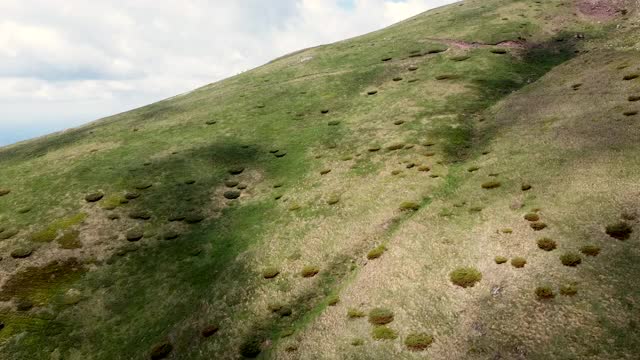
[511,257,526,268]
[347,308,366,318]
[629,95,640,102]
[185,214,205,224]
[301,265,320,278]
[623,110,638,116]
[225,180,239,188]
[450,267,482,287]
[490,49,508,54]
[150,342,173,360]
[201,324,219,337]
[535,286,555,300]
[405,333,434,351]
[228,166,245,175]
[262,267,280,279]
[495,256,508,264]
[239,336,262,358]
[537,238,557,251]
[580,245,600,256]
[369,308,394,325]
[327,295,340,306]
[605,222,632,240]
[481,181,501,189]
[128,210,151,220]
[223,191,241,200]
[623,73,639,80]
[524,213,540,222]
[367,245,386,260]
[560,253,582,266]
[0,189,10,196]
[85,192,104,202]
[530,222,547,231]
[126,229,144,242]
[371,326,397,340]
[560,284,578,296]
[400,202,420,211]
[11,246,33,259]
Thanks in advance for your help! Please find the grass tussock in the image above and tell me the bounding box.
[524,213,540,222]
[535,286,555,300]
[368,308,394,325]
[262,267,280,279]
[495,256,508,264]
[450,267,482,287]
[580,245,601,256]
[481,181,501,189]
[301,265,320,278]
[560,284,578,296]
[405,333,434,351]
[560,253,582,266]
[347,308,366,319]
[367,244,386,260]
[371,326,397,340]
[537,238,557,251]
[511,257,526,268]
[399,202,420,211]
[605,222,632,240]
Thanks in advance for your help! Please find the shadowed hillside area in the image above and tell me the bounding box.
[2,0,640,359]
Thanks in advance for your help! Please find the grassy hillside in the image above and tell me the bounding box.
[1,0,640,359]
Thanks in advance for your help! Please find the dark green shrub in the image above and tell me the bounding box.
[560,284,578,296]
[381,57,392,62]
[535,286,555,300]
[580,245,600,256]
[394,119,405,125]
[126,230,144,242]
[150,342,173,360]
[84,192,104,202]
[185,214,205,224]
[225,180,239,188]
[129,210,151,220]
[11,246,33,259]
[367,90,378,95]
[511,257,526,268]
[223,191,241,199]
[391,170,402,175]
[274,150,287,158]
[301,265,319,278]
[237,183,248,190]
[530,222,547,231]
[450,267,482,287]
[228,166,245,175]
[367,245,386,260]
[393,77,403,81]
[239,336,262,358]
[347,308,365,318]
[369,308,394,325]
[560,253,582,266]
[262,267,280,279]
[623,73,639,80]
[320,109,330,114]
[490,49,508,54]
[368,145,381,152]
[495,256,508,264]
[0,189,10,196]
[371,326,397,340]
[268,303,293,317]
[605,222,632,240]
[201,324,219,337]
[537,238,557,251]
[481,181,501,189]
[629,95,640,102]
[400,202,420,211]
[405,333,434,351]
[524,213,540,222]
[521,183,532,191]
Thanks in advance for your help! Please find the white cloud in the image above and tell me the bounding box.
[0,0,458,145]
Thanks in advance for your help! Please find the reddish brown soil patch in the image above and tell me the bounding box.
[576,0,626,20]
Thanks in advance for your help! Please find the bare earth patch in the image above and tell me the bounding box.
[576,0,627,20]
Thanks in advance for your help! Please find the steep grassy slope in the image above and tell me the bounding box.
[1,0,640,359]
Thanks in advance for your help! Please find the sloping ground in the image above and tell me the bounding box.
[0,1,639,359]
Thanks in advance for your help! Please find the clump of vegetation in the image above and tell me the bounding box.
[371,326,398,340]
[124,192,140,199]
[450,55,470,61]
[560,253,582,266]
[225,180,239,187]
[535,286,555,300]
[351,338,364,346]
[524,213,540,222]
[326,194,340,205]
[367,90,378,95]
[0,228,19,240]
[84,192,104,202]
[239,336,262,358]
[521,183,532,191]
[580,245,601,256]
[623,73,639,80]
[185,214,205,224]
[435,74,457,80]
[530,222,547,231]
[417,165,430,172]
[367,244,386,260]
[495,256,508,264]
[560,284,578,296]
[228,166,245,175]
[467,166,480,172]
[150,341,173,360]
[301,265,320,278]
[501,228,513,234]
[368,145,381,152]
[262,267,280,279]
[537,238,557,251]
[129,210,151,220]
[393,77,403,81]
[327,295,340,306]
[0,189,10,196]
[223,190,241,200]
[481,181,501,189]
[162,230,179,240]
[405,333,434,351]
[399,202,420,211]
[408,65,418,71]
[126,229,144,242]
[31,228,58,242]
[490,48,508,54]
[268,303,293,317]
[449,267,482,287]
[201,324,219,337]
[133,182,152,190]
[328,120,341,126]
[606,222,633,240]
[629,95,640,102]
[58,230,82,249]
[623,110,638,116]
[347,308,366,318]
[386,143,405,151]
[369,308,394,325]
[11,246,33,259]
[511,257,526,268]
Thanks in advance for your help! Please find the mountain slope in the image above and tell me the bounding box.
[1,1,640,359]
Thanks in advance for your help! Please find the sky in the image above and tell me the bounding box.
[0,0,458,146]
